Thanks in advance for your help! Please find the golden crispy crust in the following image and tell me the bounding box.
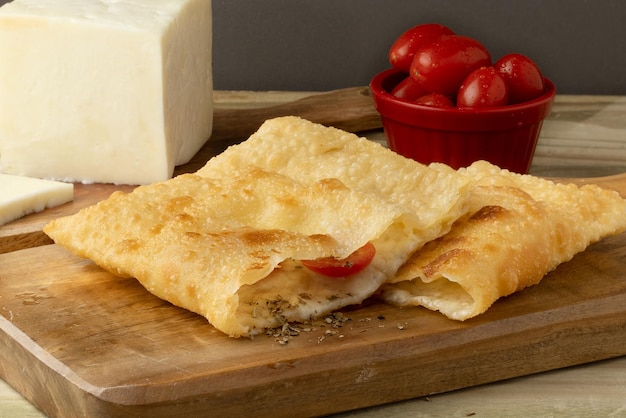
[46,167,429,337]
[45,117,473,337]
[45,117,626,333]
[199,116,472,243]
[383,161,626,320]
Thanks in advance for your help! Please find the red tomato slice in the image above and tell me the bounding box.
[301,242,376,278]
[494,53,545,104]
[415,93,455,108]
[389,23,455,73]
[457,66,509,108]
[410,35,491,96]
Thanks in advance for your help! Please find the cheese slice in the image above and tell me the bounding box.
[0,174,73,226]
[0,0,213,185]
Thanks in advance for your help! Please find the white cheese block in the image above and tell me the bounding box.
[0,174,74,226]
[0,0,213,185]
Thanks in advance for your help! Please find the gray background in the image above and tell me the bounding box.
[212,0,625,95]
[2,0,624,94]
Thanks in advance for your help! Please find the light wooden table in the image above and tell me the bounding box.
[1,92,625,418]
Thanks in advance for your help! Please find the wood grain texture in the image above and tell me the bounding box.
[533,95,626,167]
[334,356,626,417]
[210,86,381,142]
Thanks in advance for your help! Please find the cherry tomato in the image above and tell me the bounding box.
[389,23,455,72]
[410,35,491,96]
[457,66,509,108]
[391,76,428,101]
[301,242,376,278]
[494,53,545,104]
[415,93,455,108]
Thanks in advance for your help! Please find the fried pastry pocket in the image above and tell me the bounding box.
[383,161,626,320]
[45,168,425,337]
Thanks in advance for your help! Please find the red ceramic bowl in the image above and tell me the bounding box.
[369,68,556,173]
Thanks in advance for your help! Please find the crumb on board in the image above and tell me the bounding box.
[265,312,351,345]
[265,311,401,345]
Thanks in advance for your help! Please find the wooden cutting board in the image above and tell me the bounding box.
[1,178,625,418]
[0,211,624,418]
[1,89,626,417]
